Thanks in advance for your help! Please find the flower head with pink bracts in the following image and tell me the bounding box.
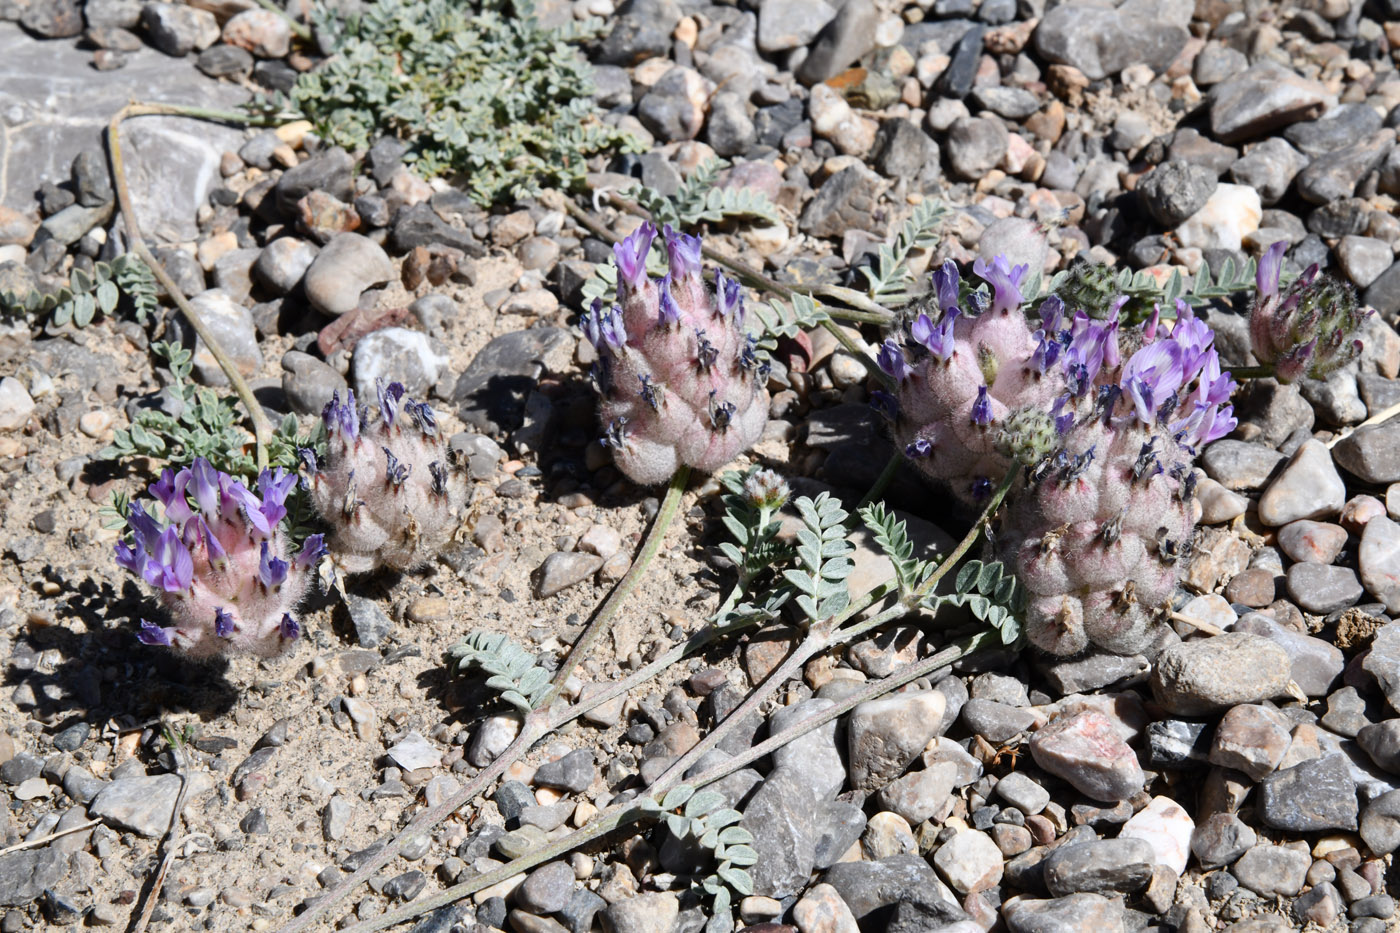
[581,224,769,485]
[115,457,324,657]
[304,381,467,574]
[879,255,1244,657]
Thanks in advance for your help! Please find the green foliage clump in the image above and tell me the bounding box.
[101,342,311,482]
[289,0,642,204]
[1,253,158,329]
[623,158,782,230]
[446,631,553,712]
[1047,255,1260,324]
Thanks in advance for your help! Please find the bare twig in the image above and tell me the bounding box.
[0,819,101,857]
[129,726,192,933]
[107,102,279,469]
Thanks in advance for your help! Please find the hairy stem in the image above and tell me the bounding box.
[107,102,280,469]
[339,630,996,933]
[542,465,691,706]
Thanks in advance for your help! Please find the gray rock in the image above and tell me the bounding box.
[995,771,1051,814]
[1361,789,1400,854]
[795,0,876,85]
[870,119,940,190]
[196,43,253,78]
[1364,261,1400,317]
[61,766,104,804]
[534,552,603,598]
[769,697,843,799]
[595,0,680,66]
[1147,719,1212,769]
[960,698,1037,743]
[822,854,967,925]
[71,149,112,207]
[1,751,41,785]
[1296,129,1395,204]
[323,796,353,841]
[560,887,606,933]
[387,731,440,771]
[1286,563,1363,614]
[350,327,450,400]
[533,748,594,794]
[254,237,318,295]
[344,592,392,647]
[1359,521,1400,616]
[946,115,1008,180]
[1002,893,1125,933]
[1307,198,1370,238]
[183,288,262,387]
[1229,138,1307,206]
[1258,438,1345,525]
[1337,235,1394,289]
[454,327,573,435]
[1259,754,1358,831]
[88,772,213,837]
[1233,844,1310,897]
[1209,61,1330,143]
[274,146,354,216]
[847,691,945,793]
[1362,622,1400,714]
[518,861,575,914]
[281,349,347,416]
[1199,440,1285,491]
[740,767,824,898]
[211,247,259,303]
[603,893,678,933]
[876,763,956,825]
[799,164,882,238]
[705,91,755,157]
[0,848,68,907]
[1358,720,1400,774]
[1333,422,1400,484]
[1032,1,1186,80]
[140,2,218,56]
[1151,633,1291,716]
[1042,838,1155,896]
[1037,651,1149,695]
[390,202,483,256]
[757,0,835,52]
[968,88,1037,124]
[1193,41,1247,86]
[1232,612,1342,697]
[1139,161,1217,227]
[1191,812,1257,868]
[1320,686,1370,738]
[303,232,393,316]
[1286,103,1385,158]
[635,65,706,142]
[85,0,142,29]
[37,201,112,246]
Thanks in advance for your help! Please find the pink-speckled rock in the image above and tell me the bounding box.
[1030,709,1145,802]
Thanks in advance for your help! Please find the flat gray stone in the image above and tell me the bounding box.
[0,848,68,907]
[1151,633,1292,716]
[88,771,214,837]
[1209,61,1331,143]
[1258,754,1358,832]
[1362,622,1400,714]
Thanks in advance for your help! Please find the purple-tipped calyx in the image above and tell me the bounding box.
[877,339,911,382]
[614,222,656,290]
[972,255,1029,314]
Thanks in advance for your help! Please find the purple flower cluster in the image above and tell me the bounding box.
[1249,240,1370,383]
[115,457,324,657]
[580,223,769,485]
[305,381,465,574]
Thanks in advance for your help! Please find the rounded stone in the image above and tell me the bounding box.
[1150,633,1291,716]
[303,233,394,316]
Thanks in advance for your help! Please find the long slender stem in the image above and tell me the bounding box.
[107,102,280,469]
[911,467,1017,601]
[542,465,690,706]
[341,630,995,933]
[277,467,691,933]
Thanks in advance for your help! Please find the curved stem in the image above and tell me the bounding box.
[542,464,690,706]
[277,466,690,933]
[107,102,280,469]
